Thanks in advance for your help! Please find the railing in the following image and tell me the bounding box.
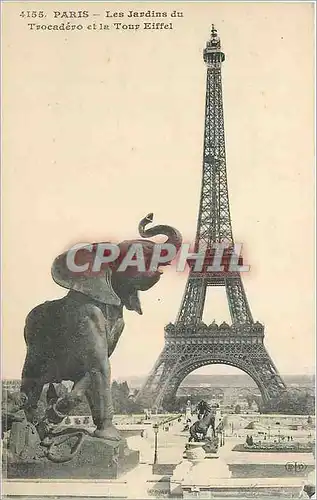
[164,321,265,338]
[154,414,182,428]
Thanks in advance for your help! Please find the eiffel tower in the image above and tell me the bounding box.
[137,26,286,411]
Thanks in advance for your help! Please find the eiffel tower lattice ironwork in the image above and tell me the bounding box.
[137,26,286,410]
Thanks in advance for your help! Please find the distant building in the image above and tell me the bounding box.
[2,380,21,392]
[210,388,224,401]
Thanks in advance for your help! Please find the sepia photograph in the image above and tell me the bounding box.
[1,1,315,498]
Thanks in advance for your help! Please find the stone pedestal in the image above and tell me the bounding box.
[186,454,231,485]
[4,434,139,480]
[171,459,193,495]
[170,441,231,496]
[7,421,41,461]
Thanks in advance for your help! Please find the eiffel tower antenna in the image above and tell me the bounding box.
[137,27,286,411]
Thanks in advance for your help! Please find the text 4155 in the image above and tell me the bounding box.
[20,11,46,19]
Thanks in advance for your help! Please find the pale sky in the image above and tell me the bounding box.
[2,2,315,381]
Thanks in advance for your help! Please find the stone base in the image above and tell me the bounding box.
[3,479,129,498]
[181,479,305,499]
[152,462,177,475]
[171,455,231,496]
[228,461,315,478]
[2,476,307,499]
[4,435,139,480]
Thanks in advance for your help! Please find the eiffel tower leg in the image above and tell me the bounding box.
[136,348,176,409]
[253,345,287,403]
[225,276,253,324]
[176,277,207,325]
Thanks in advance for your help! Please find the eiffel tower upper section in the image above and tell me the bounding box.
[196,24,232,251]
[173,25,254,328]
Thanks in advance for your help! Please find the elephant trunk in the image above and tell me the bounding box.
[138,213,183,258]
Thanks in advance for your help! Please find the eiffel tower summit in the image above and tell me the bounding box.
[137,26,287,411]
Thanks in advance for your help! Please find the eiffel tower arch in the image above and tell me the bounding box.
[136,26,286,411]
[140,322,286,410]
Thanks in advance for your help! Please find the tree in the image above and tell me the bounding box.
[111,380,143,414]
[263,388,315,415]
[246,394,254,409]
[121,381,129,399]
[170,397,189,412]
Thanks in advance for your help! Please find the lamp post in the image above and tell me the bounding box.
[153,423,159,465]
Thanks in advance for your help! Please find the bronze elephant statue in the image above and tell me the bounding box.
[20,213,182,441]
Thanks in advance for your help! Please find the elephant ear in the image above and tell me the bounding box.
[51,249,121,306]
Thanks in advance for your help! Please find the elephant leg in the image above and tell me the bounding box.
[86,366,121,441]
[65,305,121,441]
[20,360,44,424]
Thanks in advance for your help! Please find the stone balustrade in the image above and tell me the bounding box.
[164,321,264,339]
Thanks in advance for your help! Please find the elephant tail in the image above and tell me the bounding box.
[45,430,86,463]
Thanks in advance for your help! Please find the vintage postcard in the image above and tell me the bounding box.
[1,1,315,499]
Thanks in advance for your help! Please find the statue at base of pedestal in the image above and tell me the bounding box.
[189,400,217,442]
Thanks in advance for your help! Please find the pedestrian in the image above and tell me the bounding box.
[299,470,316,499]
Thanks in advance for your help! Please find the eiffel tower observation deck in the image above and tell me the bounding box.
[136,26,286,411]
